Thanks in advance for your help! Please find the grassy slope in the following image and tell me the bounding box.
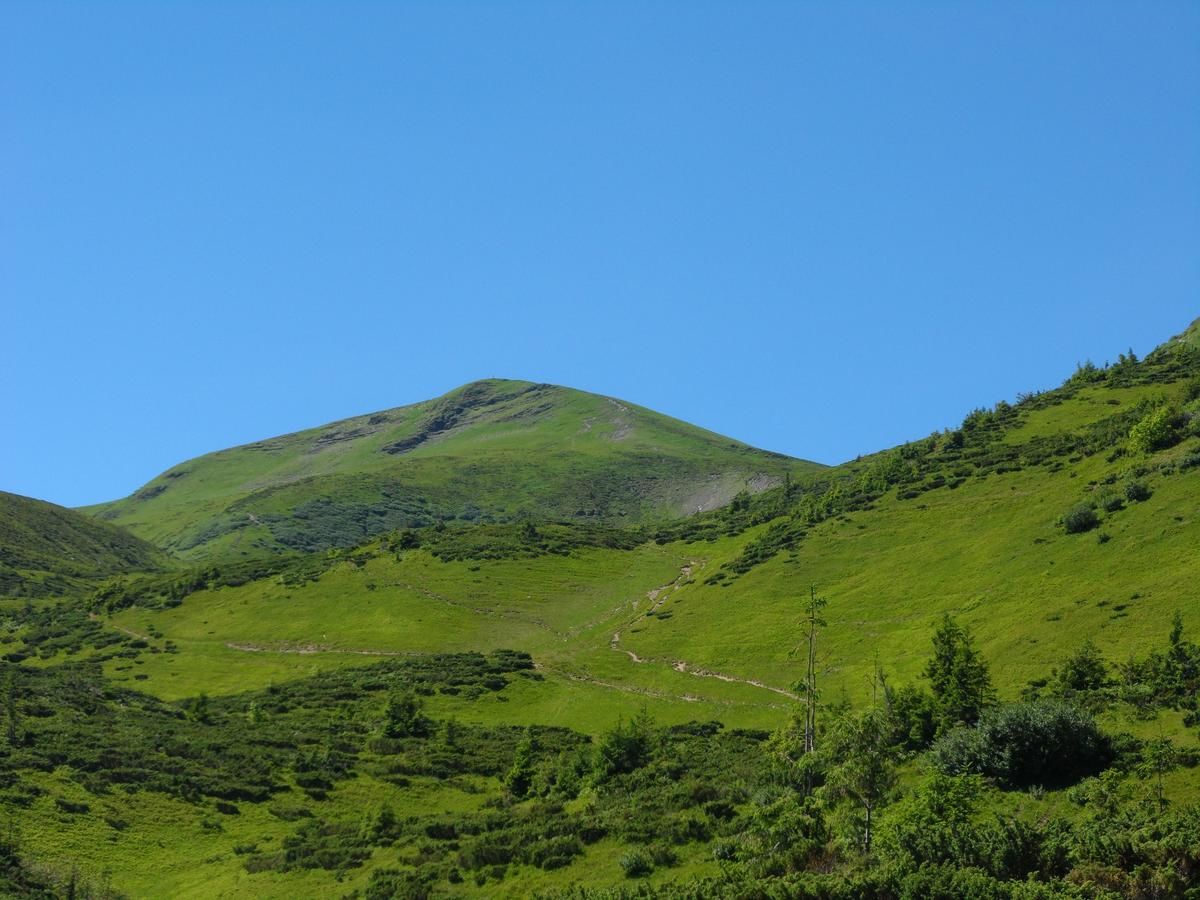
[103,541,788,731]
[1173,315,1200,350]
[628,421,1200,704]
[0,491,168,598]
[86,363,1200,739]
[85,379,823,560]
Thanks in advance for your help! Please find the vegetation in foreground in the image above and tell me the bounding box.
[1,597,1199,898]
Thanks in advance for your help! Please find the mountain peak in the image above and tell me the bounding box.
[88,381,822,559]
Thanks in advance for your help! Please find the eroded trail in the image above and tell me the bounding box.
[225,641,420,657]
[107,554,794,707]
[610,560,799,700]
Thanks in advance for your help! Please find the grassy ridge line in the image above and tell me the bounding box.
[84,379,823,560]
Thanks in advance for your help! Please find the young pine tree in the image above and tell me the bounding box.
[924,614,995,733]
[505,729,536,799]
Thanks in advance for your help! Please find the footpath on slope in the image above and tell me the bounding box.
[99,556,798,707]
[608,561,799,700]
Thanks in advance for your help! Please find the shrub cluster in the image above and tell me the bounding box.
[931,700,1113,788]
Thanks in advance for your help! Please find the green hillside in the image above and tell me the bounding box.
[3,329,1200,898]
[87,379,823,560]
[0,491,167,598]
[1174,316,1200,349]
[83,342,1200,723]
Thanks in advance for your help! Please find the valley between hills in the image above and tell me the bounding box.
[2,319,1200,898]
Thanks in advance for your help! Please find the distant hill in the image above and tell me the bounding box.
[0,491,168,598]
[87,379,823,559]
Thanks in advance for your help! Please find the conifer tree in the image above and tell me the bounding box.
[924,614,995,733]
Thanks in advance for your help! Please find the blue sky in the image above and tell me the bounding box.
[3,1,1198,507]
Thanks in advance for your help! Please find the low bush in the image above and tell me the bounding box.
[1061,504,1099,534]
[931,700,1112,788]
[1128,405,1183,454]
[1124,480,1152,502]
[619,849,653,878]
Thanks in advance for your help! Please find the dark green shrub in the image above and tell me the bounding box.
[703,800,736,821]
[362,868,432,900]
[619,849,652,877]
[53,797,89,814]
[382,690,430,738]
[526,835,582,870]
[1061,504,1099,534]
[649,843,679,867]
[593,712,654,781]
[1054,641,1109,695]
[457,833,518,870]
[878,774,984,870]
[712,840,737,861]
[898,865,1010,900]
[931,700,1112,789]
[1124,480,1151,502]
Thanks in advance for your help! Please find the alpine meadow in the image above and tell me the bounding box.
[3,320,1200,898]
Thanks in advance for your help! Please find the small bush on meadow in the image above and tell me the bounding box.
[1061,504,1099,534]
[1128,405,1183,454]
[1124,480,1151,502]
[619,849,653,878]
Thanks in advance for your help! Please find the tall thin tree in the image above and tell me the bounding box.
[802,586,827,757]
[2,668,18,746]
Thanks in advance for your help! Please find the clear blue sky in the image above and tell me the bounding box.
[3,1,1198,508]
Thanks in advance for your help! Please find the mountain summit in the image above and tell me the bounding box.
[89,379,822,558]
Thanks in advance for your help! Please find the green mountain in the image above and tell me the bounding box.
[4,325,1200,899]
[0,491,167,598]
[88,379,824,560]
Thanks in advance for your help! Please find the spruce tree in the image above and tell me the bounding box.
[924,614,995,733]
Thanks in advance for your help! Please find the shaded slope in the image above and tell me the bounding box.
[88,379,823,559]
[0,491,168,598]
